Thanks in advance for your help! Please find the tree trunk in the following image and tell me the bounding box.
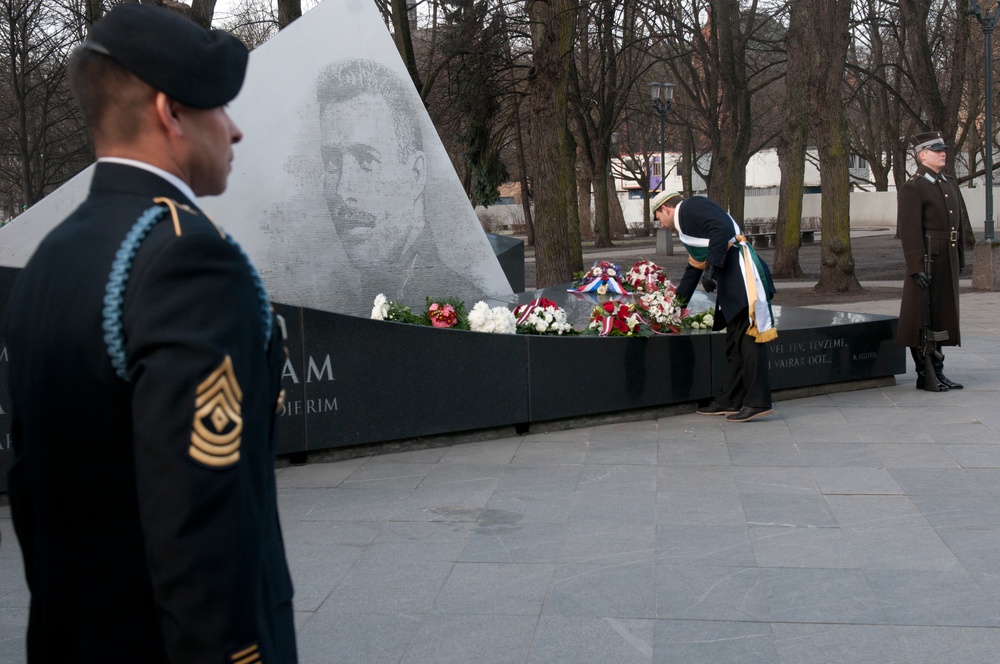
[512,97,535,246]
[708,0,752,221]
[526,0,576,287]
[189,0,217,28]
[900,0,969,160]
[578,169,594,241]
[589,146,613,247]
[608,178,627,238]
[497,0,535,245]
[773,0,808,278]
[390,0,421,90]
[681,130,693,196]
[85,0,102,28]
[809,0,861,293]
[565,131,583,273]
[774,138,807,278]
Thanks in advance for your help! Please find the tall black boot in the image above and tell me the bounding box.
[911,347,946,391]
[932,349,963,389]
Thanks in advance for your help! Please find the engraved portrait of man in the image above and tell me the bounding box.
[317,58,465,307]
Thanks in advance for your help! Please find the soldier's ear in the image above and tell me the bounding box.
[153,92,183,139]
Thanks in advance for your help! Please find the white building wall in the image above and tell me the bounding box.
[621,187,999,234]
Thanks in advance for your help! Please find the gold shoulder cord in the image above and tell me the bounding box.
[151,196,225,238]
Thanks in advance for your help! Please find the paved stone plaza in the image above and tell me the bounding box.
[2,290,1000,662]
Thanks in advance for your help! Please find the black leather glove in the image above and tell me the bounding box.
[701,266,720,293]
[913,272,932,289]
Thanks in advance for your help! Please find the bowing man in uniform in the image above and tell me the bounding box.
[896,130,966,390]
[652,191,778,422]
[2,5,297,662]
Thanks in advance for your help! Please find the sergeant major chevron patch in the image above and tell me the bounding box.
[190,355,243,468]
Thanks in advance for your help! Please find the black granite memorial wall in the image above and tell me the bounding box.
[0,265,906,492]
[0,267,15,487]
[710,306,904,391]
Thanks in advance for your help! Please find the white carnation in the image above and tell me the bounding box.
[469,301,516,334]
[371,293,388,320]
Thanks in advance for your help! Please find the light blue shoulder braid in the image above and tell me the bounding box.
[103,204,273,381]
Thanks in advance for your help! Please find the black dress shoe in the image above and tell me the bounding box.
[697,402,739,416]
[726,406,773,422]
[935,374,963,389]
[915,374,948,391]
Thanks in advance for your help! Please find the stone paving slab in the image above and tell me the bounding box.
[0,293,999,662]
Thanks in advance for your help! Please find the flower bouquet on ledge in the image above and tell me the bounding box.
[569,260,632,295]
[585,301,653,337]
[682,310,715,331]
[423,297,470,330]
[625,259,670,293]
[512,298,577,335]
[468,301,517,334]
[636,286,685,333]
[371,293,423,325]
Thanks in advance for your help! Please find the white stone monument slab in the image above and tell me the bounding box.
[0,0,513,316]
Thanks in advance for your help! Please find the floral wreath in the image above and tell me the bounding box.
[586,301,653,337]
[625,259,670,293]
[569,260,632,295]
[512,298,576,335]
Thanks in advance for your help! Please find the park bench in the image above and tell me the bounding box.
[743,217,821,248]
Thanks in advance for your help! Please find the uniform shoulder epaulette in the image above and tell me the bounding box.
[102,200,273,381]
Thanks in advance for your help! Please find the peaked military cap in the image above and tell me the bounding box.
[910,131,948,154]
[83,4,248,109]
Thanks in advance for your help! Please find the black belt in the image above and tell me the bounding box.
[926,229,958,243]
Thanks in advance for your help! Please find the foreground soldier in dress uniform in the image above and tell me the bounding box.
[2,5,297,662]
[652,191,778,422]
[896,131,965,391]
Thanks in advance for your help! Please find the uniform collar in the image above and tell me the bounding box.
[917,165,946,184]
[97,157,198,205]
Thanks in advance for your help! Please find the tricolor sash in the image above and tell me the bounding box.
[676,208,777,343]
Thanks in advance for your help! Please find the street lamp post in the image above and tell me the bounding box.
[970,0,1000,241]
[650,81,675,255]
[649,82,674,193]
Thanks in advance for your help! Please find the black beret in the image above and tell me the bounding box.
[84,4,248,109]
[910,131,948,153]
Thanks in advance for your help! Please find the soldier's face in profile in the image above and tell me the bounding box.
[918,148,947,174]
[320,93,424,264]
[177,104,243,197]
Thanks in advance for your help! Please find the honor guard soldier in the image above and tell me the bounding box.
[896,131,966,391]
[2,5,298,662]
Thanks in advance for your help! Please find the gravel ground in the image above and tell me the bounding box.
[523,232,974,307]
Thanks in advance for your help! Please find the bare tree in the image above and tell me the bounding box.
[646,0,783,221]
[524,0,578,286]
[217,0,279,48]
[568,0,648,247]
[773,0,807,278]
[804,0,862,293]
[0,0,89,215]
[899,0,969,166]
